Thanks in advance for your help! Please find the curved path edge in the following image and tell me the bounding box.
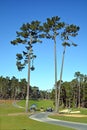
[12,101,25,109]
[29,112,87,130]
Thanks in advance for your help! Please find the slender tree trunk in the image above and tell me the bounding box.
[25,35,32,113]
[25,54,30,112]
[54,37,58,112]
[57,46,66,113]
[69,98,71,108]
[78,83,80,108]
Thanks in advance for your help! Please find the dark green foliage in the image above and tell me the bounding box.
[0,76,51,100]
[0,73,87,108]
[61,24,80,40]
[11,20,43,71]
[62,42,70,47]
[42,16,65,39]
[16,54,23,60]
[16,61,25,71]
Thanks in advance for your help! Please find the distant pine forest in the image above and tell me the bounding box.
[0,71,87,108]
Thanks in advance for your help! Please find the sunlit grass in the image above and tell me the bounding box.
[49,115,87,123]
[18,99,54,110]
[0,100,74,130]
[0,102,24,115]
[0,115,75,130]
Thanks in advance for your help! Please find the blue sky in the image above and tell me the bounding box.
[0,0,87,90]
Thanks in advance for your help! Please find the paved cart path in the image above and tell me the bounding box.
[29,112,87,130]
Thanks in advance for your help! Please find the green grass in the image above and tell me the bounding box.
[73,108,87,115]
[0,103,24,115]
[0,100,74,130]
[0,115,75,130]
[18,99,54,110]
[49,115,87,123]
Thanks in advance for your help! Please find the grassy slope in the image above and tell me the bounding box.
[0,100,74,130]
[1,115,75,130]
[18,99,54,110]
[18,100,87,123]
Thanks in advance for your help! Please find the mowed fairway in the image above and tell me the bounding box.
[0,100,74,130]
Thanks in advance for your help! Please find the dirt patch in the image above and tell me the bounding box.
[0,112,28,117]
[54,114,87,117]
[61,114,87,117]
[8,112,27,116]
[0,100,17,104]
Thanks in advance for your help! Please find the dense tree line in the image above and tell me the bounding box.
[0,71,87,108]
[59,72,87,108]
[51,72,87,108]
[0,76,51,100]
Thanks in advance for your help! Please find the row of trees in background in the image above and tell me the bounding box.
[0,76,50,100]
[59,72,87,108]
[0,71,87,108]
